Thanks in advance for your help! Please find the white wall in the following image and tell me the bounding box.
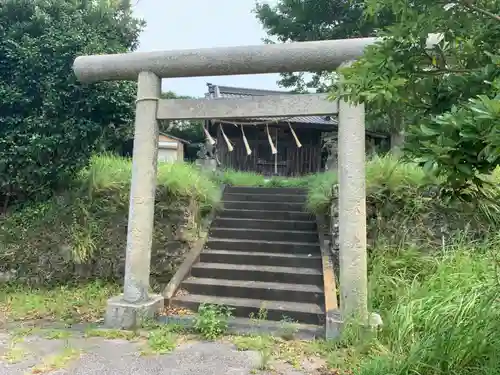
[158,141,179,163]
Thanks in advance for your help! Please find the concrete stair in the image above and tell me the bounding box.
[171,186,325,326]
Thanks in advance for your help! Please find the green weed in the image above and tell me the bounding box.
[278,316,299,341]
[193,304,233,340]
[233,334,274,370]
[143,327,178,355]
[84,328,137,340]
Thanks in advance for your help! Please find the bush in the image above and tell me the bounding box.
[0,0,143,205]
[0,155,220,288]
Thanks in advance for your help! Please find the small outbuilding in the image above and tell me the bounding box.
[157,133,189,163]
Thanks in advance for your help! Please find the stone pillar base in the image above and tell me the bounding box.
[104,294,164,330]
[325,309,343,340]
[325,311,383,341]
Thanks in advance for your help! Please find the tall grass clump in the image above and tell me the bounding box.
[80,154,220,211]
[0,154,220,286]
[304,155,500,375]
[306,155,436,216]
[307,155,500,246]
[360,234,500,375]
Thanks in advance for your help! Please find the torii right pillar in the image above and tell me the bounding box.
[337,96,368,324]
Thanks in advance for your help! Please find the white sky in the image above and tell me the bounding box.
[132,0,281,97]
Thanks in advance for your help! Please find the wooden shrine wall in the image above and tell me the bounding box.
[214,123,323,177]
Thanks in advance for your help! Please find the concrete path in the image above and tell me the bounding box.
[0,331,310,375]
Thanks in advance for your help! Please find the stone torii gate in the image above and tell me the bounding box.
[73,37,377,330]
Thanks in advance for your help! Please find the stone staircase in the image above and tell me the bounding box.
[171,186,325,325]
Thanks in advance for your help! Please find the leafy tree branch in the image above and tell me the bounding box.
[333,0,500,196]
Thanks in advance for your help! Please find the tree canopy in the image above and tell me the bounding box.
[0,0,143,207]
[334,0,500,197]
[254,0,394,91]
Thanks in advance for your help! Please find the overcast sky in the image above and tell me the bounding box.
[132,0,281,97]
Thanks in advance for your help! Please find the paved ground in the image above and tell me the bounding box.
[0,330,310,375]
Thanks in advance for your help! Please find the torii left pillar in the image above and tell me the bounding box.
[104,71,165,329]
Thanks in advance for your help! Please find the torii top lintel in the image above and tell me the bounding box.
[72,34,441,84]
[73,38,377,84]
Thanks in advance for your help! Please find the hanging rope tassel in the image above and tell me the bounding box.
[220,124,233,152]
[241,125,252,155]
[203,126,216,145]
[266,124,277,155]
[288,122,302,148]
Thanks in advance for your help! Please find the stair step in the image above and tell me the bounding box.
[181,277,323,304]
[212,217,316,231]
[172,294,324,325]
[209,227,318,243]
[223,192,307,203]
[225,186,307,195]
[191,263,323,285]
[224,201,305,212]
[218,209,313,221]
[200,250,322,268]
[205,238,320,254]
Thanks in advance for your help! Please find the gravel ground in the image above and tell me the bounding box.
[0,331,309,375]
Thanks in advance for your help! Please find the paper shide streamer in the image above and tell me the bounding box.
[240,124,252,155]
[203,126,216,145]
[220,124,233,152]
[266,124,277,155]
[288,122,302,148]
[203,120,302,156]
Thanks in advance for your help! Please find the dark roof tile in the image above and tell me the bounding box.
[206,83,338,125]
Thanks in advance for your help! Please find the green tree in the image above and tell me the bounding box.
[254,0,394,92]
[0,0,143,208]
[334,0,500,196]
[255,0,401,150]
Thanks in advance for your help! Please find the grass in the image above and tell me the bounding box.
[1,342,28,363]
[306,154,443,215]
[214,168,315,187]
[2,154,500,375]
[42,329,73,340]
[233,334,275,370]
[81,154,220,208]
[0,154,220,287]
[307,155,500,248]
[0,280,119,323]
[29,346,82,374]
[356,234,500,375]
[231,333,356,373]
[302,156,500,374]
[306,155,500,212]
[84,328,138,340]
